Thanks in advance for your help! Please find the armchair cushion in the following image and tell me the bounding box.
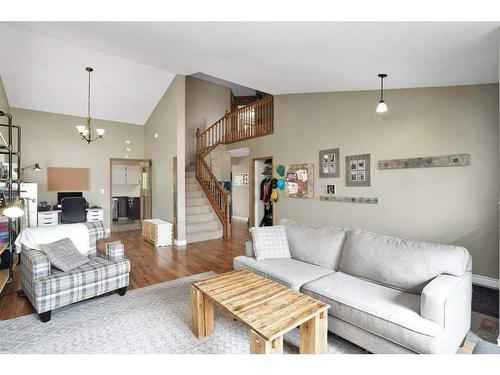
[39,238,89,272]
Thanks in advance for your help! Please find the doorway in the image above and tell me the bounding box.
[110,158,152,232]
[252,156,273,227]
[230,151,250,228]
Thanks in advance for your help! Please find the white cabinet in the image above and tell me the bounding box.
[112,165,127,185]
[38,211,58,227]
[125,166,140,185]
[86,208,104,222]
[112,165,139,185]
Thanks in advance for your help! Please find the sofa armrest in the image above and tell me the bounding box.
[97,242,125,261]
[421,273,471,325]
[21,249,51,286]
[245,240,255,258]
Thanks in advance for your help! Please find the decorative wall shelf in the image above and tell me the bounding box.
[320,195,379,204]
[378,153,470,170]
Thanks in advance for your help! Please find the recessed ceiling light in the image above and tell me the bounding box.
[154,132,159,139]
[125,140,130,144]
[126,147,131,152]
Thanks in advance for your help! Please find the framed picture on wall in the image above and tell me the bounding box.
[284,163,314,198]
[319,148,339,178]
[346,154,370,186]
[325,184,336,195]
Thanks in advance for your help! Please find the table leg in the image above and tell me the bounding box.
[250,330,283,354]
[299,311,328,354]
[191,285,214,338]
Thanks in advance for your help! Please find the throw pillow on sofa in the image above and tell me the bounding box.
[250,225,291,260]
[39,237,90,272]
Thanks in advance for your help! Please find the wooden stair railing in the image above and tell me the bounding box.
[195,96,274,238]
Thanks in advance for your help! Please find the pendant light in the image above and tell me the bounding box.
[76,67,105,143]
[376,73,388,113]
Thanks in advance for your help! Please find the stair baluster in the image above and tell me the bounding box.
[195,96,273,238]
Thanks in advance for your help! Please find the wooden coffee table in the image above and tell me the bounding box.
[191,269,330,354]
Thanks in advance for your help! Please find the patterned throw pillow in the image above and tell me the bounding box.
[39,238,90,272]
[250,225,291,260]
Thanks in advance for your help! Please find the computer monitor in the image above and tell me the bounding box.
[57,192,83,206]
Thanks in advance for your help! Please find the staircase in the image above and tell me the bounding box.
[195,96,274,240]
[185,163,224,243]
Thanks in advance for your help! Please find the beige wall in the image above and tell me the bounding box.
[185,77,231,165]
[11,107,144,228]
[231,156,250,219]
[0,75,9,122]
[228,84,499,279]
[144,75,186,242]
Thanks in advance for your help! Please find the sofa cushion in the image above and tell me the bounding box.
[302,272,443,352]
[250,225,291,260]
[39,237,89,272]
[283,221,346,270]
[233,255,334,291]
[339,229,470,293]
[34,257,131,297]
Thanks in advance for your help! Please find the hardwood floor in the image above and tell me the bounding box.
[0,220,249,321]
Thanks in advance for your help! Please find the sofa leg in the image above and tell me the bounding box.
[118,287,127,296]
[39,311,51,323]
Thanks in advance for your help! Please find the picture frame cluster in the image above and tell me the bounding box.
[319,149,371,191]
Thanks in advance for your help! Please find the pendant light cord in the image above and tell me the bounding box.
[380,76,384,101]
[87,69,91,120]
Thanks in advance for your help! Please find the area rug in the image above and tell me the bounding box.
[0,272,364,354]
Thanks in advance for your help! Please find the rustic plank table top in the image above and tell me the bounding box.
[191,269,330,342]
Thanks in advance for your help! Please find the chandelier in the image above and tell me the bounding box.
[76,67,105,143]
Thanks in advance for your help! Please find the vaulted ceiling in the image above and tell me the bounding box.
[1,22,498,125]
[0,23,176,125]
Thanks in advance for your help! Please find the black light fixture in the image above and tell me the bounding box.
[20,163,42,182]
[376,73,388,113]
[76,67,105,143]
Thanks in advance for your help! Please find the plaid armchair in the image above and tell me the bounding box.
[20,222,130,322]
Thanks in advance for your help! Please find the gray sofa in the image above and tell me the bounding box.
[233,220,472,354]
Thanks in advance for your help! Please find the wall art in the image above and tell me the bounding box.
[345,154,370,186]
[233,172,249,186]
[378,153,470,170]
[320,195,379,204]
[284,163,314,198]
[319,148,339,178]
[325,184,336,195]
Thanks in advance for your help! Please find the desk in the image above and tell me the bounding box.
[37,208,104,227]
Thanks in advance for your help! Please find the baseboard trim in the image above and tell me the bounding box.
[472,274,499,289]
[174,239,187,247]
[232,216,248,222]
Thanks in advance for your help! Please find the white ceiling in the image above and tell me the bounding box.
[7,22,500,96]
[0,23,176,125]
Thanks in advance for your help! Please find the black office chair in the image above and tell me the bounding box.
[61,197,87,224]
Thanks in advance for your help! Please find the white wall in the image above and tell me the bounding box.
[231,156,250,219]
[11,107,144,229]
[144,75,186,242]
[228,84,499,279]
[185,77,231,165]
